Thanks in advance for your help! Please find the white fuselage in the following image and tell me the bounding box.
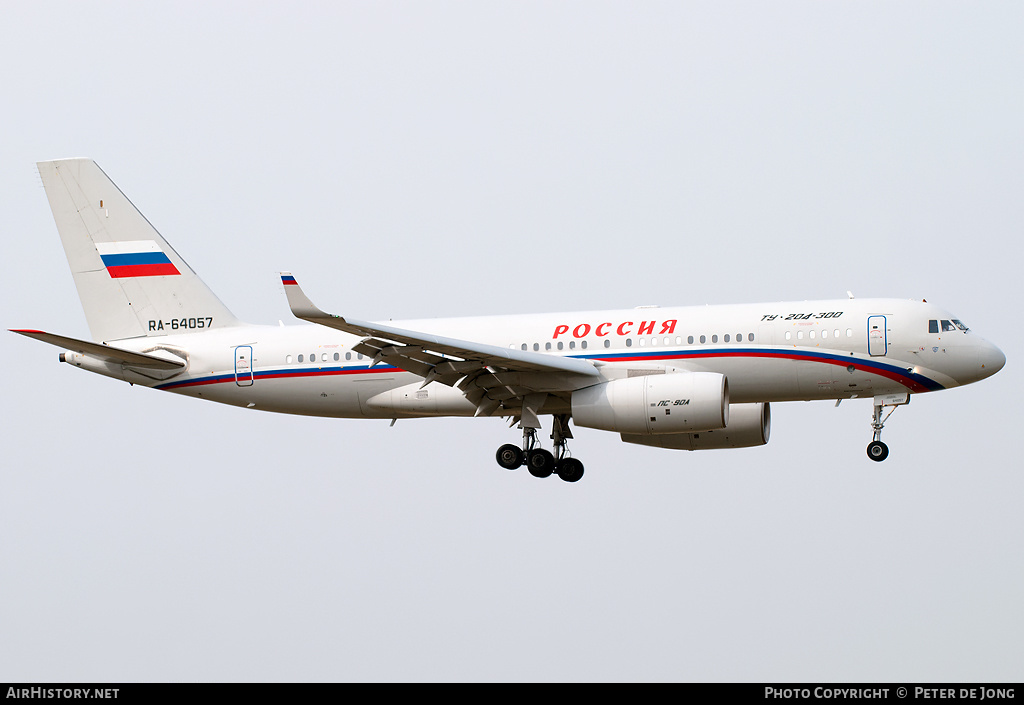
[76,297,1004,420]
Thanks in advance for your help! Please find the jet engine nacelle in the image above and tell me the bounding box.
[571,372,728,435]
[621,402,771,450]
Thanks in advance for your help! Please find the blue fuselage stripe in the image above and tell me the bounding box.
[154,348,945,394]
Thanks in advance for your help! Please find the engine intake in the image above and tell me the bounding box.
[571,372,728,435]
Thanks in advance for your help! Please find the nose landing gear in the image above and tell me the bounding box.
[866,395,908,462]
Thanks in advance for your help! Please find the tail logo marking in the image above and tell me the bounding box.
[96,240,181,278]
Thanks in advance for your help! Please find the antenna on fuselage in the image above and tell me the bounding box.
[847,291,855,299]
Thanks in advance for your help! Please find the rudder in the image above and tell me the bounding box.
[37,158,241,341]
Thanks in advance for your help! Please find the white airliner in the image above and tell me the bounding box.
[13,159,1006,482]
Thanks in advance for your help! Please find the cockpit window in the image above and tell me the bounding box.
[930,318,969,333]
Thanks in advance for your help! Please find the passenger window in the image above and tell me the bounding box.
[604,339,611,348]
[688,336,694,344]
[581,341,588,349]
[700,335,706,344]
[286,354,293,364]
[712,335,718,343]
[724,334,730,343]
[346,352,352,360]
[298,354,304,362]
[626,338,633,347]
[928,320,939,334]
[821,329,828,339]
[809,330,815,339]
[533,343,539,351]
[569,341,576,350]
[521,344,527,351]
[748,333,754,342]
[545,342,551,351]
[785,331,792,341]
[797,331,804,340]
[322,353,328,362]
[334,352,340,361]
[638,338,646,347]
[557,341,564,350]
[846,329,852,337]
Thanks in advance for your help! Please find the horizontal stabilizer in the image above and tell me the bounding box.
[10,329,186,370]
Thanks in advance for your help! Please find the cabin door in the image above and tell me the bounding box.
[235,345,254,386]
[867,316,888,356]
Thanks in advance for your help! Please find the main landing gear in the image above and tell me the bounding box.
[495,414,584,482]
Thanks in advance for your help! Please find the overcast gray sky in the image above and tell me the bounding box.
[2,1,1021,682]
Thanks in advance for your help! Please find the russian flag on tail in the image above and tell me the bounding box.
[96,241,181,278]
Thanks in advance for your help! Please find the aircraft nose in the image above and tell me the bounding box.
[978,341,1006,379]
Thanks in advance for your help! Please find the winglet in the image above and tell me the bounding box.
[280,272,338,322]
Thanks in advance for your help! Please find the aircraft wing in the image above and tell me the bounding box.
[10,329,186,370]
[280,273,601,420]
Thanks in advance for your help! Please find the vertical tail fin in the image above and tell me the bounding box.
[37,158,241,342]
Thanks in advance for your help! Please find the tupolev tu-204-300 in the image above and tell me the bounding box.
[12,159,1006,483]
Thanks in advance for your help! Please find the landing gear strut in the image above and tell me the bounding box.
[551,414,584,483]
[494,414,584,482]
[524,426,556,478]
[866,400,900,462]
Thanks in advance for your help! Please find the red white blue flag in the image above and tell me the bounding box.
[96,241,181,278]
